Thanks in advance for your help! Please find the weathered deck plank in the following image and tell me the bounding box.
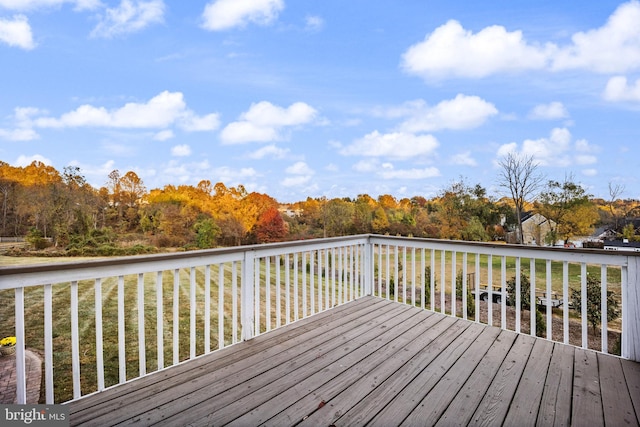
[124,298,410,426]
[235,310,446,426]
[66,297,640,427]
[70,295,377,417]
[621,358,640,423]
[503,338,554,426]
[572,348,604,426]
[470,333,536,426]
[434,329,518,427]
[598,352,638,426]
[537,342,574,427]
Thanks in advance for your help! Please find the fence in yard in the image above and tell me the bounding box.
[1,234,638,404]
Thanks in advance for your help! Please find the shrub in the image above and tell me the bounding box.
[455,272,475,317]
[571,275,620,333]
[507,273,546,336]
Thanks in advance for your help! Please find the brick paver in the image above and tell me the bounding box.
[0,349,42,404]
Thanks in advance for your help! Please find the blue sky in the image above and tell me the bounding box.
[1,0,639,202]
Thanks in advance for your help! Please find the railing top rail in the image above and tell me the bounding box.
[369,235,636,265]
[1,234,634,289]
[0,235,371,289]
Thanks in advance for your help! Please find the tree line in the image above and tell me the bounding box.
[1,158,638,255]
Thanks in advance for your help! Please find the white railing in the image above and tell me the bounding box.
[0,234,638,405]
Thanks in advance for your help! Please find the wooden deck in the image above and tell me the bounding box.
[68,296,640,426]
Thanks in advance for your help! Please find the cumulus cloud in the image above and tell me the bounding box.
[402,1,640,79]
[352,159,440,180]
[285,161,313,175]
[23,91,219,133]
[496,128,599,168]
[201,0,284,31]
[603,76,640,102]
[340,131,438,159]
[396,95,498,133]
[247,144,290,159]
[153,129,174,141]
[450,151,477,166]
[281,161,314,187]
[220,101,317,144]
[171,144,191,156]
[379,166,440,180]
[0,127,39,141]
[551,1,640,73]
[0,0,100,11]
[0,15,35,49]
[528,102,569,120]
[91,0,165,39]
[402,20,552,79]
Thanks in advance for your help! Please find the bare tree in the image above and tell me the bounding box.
[607,182,625,231]
[498,153,544,244]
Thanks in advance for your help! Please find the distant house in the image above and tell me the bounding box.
[507,212,556,245]
[603,239,640,252]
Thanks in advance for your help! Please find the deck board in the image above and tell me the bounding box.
[598,352,638,426]
[66,296,640,427]
[503,338,554,426]
[537,343,574,427]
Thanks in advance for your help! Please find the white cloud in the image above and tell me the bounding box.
[26,91,218,132]
[0,0,100,11]
[552,1,640,73]
[528,102,569,120]
[15,154,51,166]
[340,131,439,159]
[91,0,165,39]
[397,95,498,132]
[281,175,311,187]
[305,15,324,32]
[402,1,640,79]
[352,159,379,173]
[0,15,35,49]
[153,129,174,141]
[497,128,599,168]
[402,20,552,79]
[201,0,284,31]
[179,112,220,131]
[379,166,440,180]
[0,127,39,141]
[170,144,191,156]
[450,151,477,166]
[247,144,289,159]
[220,101,317,144]
[285,161,313,175]
[582,168,598,177]
[603,76,640,102]
[281,160,314,187]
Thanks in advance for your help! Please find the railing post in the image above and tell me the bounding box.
[364,239,373,296]
[242,249,256,341]
[15,287,26,404]
[622,256,640,361]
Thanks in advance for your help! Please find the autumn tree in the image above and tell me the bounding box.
[537,176,598,244]
[498,153,544,244]
[324,198,354,237]
[253,207,287,243]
